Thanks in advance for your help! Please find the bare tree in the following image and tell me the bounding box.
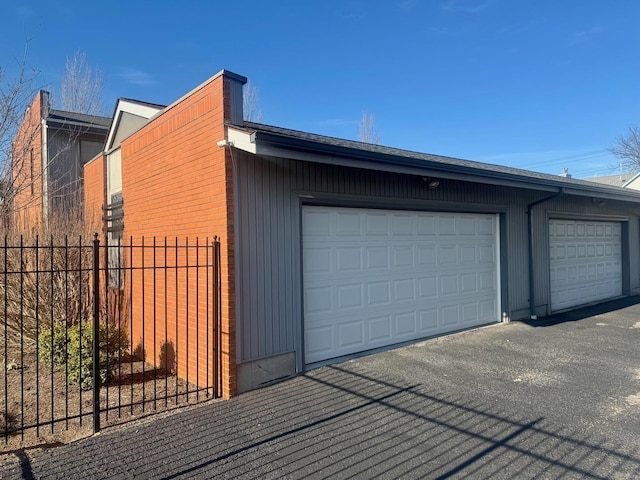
[610,125,640,171]
[358,111,381,144]
[243,81,263,123]
[59,50,104,115]
[1,46,105,233]
[0,42,40,227]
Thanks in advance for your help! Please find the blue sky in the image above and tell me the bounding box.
[4,0,640,178]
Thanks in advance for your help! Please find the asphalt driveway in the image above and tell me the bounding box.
[3,297,640,479]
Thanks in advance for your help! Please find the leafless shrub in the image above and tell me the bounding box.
[0,213,94,351]
[59,51,104,116]
[243,81,263,123]
[358,111,381,145]
[609,125,640,172]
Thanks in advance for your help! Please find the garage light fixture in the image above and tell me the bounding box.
[422,177,440,189]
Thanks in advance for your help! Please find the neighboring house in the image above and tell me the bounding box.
[587,173,640,190]
[11,90,109,231]
[84,98,164,236]
[84,70,640,399]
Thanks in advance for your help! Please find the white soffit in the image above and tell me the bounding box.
[105,100,164,151]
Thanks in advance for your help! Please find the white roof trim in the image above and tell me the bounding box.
[623,172,640,188]
[227,127,256,153]
[105,99,164,151]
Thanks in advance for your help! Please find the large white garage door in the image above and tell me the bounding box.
[549,219,622,312]
[303,206,501,364]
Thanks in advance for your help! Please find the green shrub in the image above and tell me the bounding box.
[38,321,129,390]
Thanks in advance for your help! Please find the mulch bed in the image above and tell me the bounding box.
[0,348,212,452]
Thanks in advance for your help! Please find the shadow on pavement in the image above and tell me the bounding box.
[155,364,640,479]
[7,358,640,479]
[520,296,640,327]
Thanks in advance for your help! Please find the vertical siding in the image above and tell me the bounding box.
[236,154,640,364]
[235,153,551,364]
[83,154,105,231]
[531,195,640,314]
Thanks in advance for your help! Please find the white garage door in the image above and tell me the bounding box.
[549,219,622,312]
[303,206,501,364]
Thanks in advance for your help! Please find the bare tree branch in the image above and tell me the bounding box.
[609,125,640,172]
[243,81,263,123]
[358,111,381,144]
[59,51,104,116]
[1,46,104,232]
[0,41,40,226]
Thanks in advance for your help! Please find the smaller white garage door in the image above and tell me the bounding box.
[303,206,501,364]
[549,219,622,312]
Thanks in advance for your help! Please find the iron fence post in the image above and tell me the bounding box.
[92,233,101,433]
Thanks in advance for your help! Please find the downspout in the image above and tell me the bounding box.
[42,120,48,230]
[527,188,564,319]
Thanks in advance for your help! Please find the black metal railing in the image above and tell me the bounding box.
[0,234,221,449]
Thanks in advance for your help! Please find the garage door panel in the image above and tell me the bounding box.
[395,312,417,336]
[461,302,478,323]
[439,216,456,234]
[303,247,332,274]
[365,212,388,235]
[419,309,438,332]
[461,273,477,293]
[439,245,458,265]
[366,246,390,269]
[304,286,332,314]
[479,298,498,321]
[369,315,392,342]
[417,216,437,235]
[305,325,333,358]
[441,305,460,327]
[304,206,500,364]
[336,247,361,272]
[303,209,331,236]
[337,320,364,349]
[478,271,496,292]
[336,211,361,235]
[477,216,495,235]
[440,275,459,296]
[337,283,363,310]
[367,281,391,305]
[393,279,415,302]
[549,219,622,312]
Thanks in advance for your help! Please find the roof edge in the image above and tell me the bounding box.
[240,124,640,203]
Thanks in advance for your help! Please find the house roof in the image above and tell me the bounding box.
[116,98,166,110]
[47,109,111,132]
[230,122,640,204]
[585,173,640,187]
[104,98,166,152]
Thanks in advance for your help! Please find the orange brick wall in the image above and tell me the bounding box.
[121,72,238,398]
[83,154,106,233]
[12,91,45,232]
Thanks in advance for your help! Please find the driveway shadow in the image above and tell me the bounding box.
[145,364,640,479]
[10,342,640,479]
[520,296,640,327]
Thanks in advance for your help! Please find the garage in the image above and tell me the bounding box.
[549,219,622,312]
[302,206,501,364]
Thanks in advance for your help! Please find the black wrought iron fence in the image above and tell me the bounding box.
[0,234,221,449]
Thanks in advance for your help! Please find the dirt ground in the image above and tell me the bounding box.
[0,348,212,453]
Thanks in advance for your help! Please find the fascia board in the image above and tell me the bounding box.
[105,100,164,150]
[241,128,640,203]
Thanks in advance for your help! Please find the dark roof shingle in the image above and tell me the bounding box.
[243,122,640,195]
[48,109,111,130]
